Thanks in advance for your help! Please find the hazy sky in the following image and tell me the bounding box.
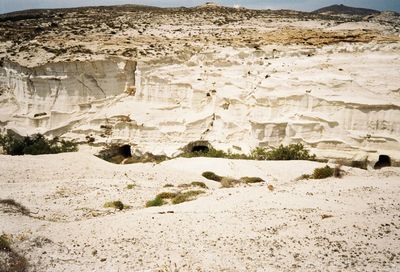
[1,0,400,14]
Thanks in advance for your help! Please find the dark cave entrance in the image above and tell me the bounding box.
[119,144,132,157]
[374,155,391,169]
[191,145,210,153]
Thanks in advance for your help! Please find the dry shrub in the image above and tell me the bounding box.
[240,177,264,183]
[171,190,205,204]
[0,199,30,216]
[157,192,178,199]
[103,200,127,210]
[220,177,240,188]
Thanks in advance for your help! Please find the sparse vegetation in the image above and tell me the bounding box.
[171,190,205,204]
[321,214,334,219]
[0,234,11,252]
[145,196,165,207]
[298,174,311,180]
[252,143,316,161]
[0,199,30,215]
[126,184,135,189]
[220,177,240,188]
[240,177,264,184]
[97,145,168,165]
[146,189,207,207]
[312,165,334,179]
[103,200,128,210]
[298,165,340,180]
[163,184,174,188]
[181,147,248,160]
[202,171,222,182]
[0,133,78,155]
[334,165,343,178]
[157,192,178,199]
[181,143,316,162]
[190,181,208,189]
[0,233,29,272]
[178,182,208,189]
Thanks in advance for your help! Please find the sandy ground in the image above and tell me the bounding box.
[1,152,400,271]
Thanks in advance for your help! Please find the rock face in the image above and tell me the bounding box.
[0,5,399,166]
[0,58,135,135]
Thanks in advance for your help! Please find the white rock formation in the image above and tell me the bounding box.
[0,57,135,135]
[0,44,399,166]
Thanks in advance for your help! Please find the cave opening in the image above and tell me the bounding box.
[191,145,210,153]
[374,155,391,169]
[119,145,132,157]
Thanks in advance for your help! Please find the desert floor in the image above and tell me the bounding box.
[1,152,400,271]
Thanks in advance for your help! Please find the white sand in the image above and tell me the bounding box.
[1,152,399,271]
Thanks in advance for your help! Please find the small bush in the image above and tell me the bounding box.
[181,147,248,160]
[312,166,334,179]
[145,196,165,207]
[298,174,311,180]
[268,184,275,191]
[220,177,240,188]
[172,190,205,204]
[202,171,222,182]
[163,184,174,188]
[0,133,78,155]
[0,199,30,215]
[254,143,316,161]
[240,177,264,183]
[190,181,208,189]
[157,192,178,199]
[103,200,126,210]
[177,183,191,188]
[0,234,11,252]
[0,234,29,272]
[126,184,135,189]
[250,147,270,160]
[334,165,343,178]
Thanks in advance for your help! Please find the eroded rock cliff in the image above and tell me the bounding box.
[0,5,399,166]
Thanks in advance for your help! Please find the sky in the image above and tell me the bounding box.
[1,0,400,14]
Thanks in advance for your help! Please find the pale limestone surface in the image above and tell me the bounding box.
[0,152,399,271]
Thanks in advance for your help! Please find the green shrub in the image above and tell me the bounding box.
[172,190,205,204]
[190,181,208,189]
[240,177,264,183]
[103,200,127,210]
[202,171,222,182]
[312,166,334,179]
[126,184,135,189]
[163,184,174,188]
[0,234,11,252]
[0,133,78,155]
[254,143,315,161]
[145,196,165,207]
[157,192,178,199]
[181,147,249,160]
[251,147,270,160]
